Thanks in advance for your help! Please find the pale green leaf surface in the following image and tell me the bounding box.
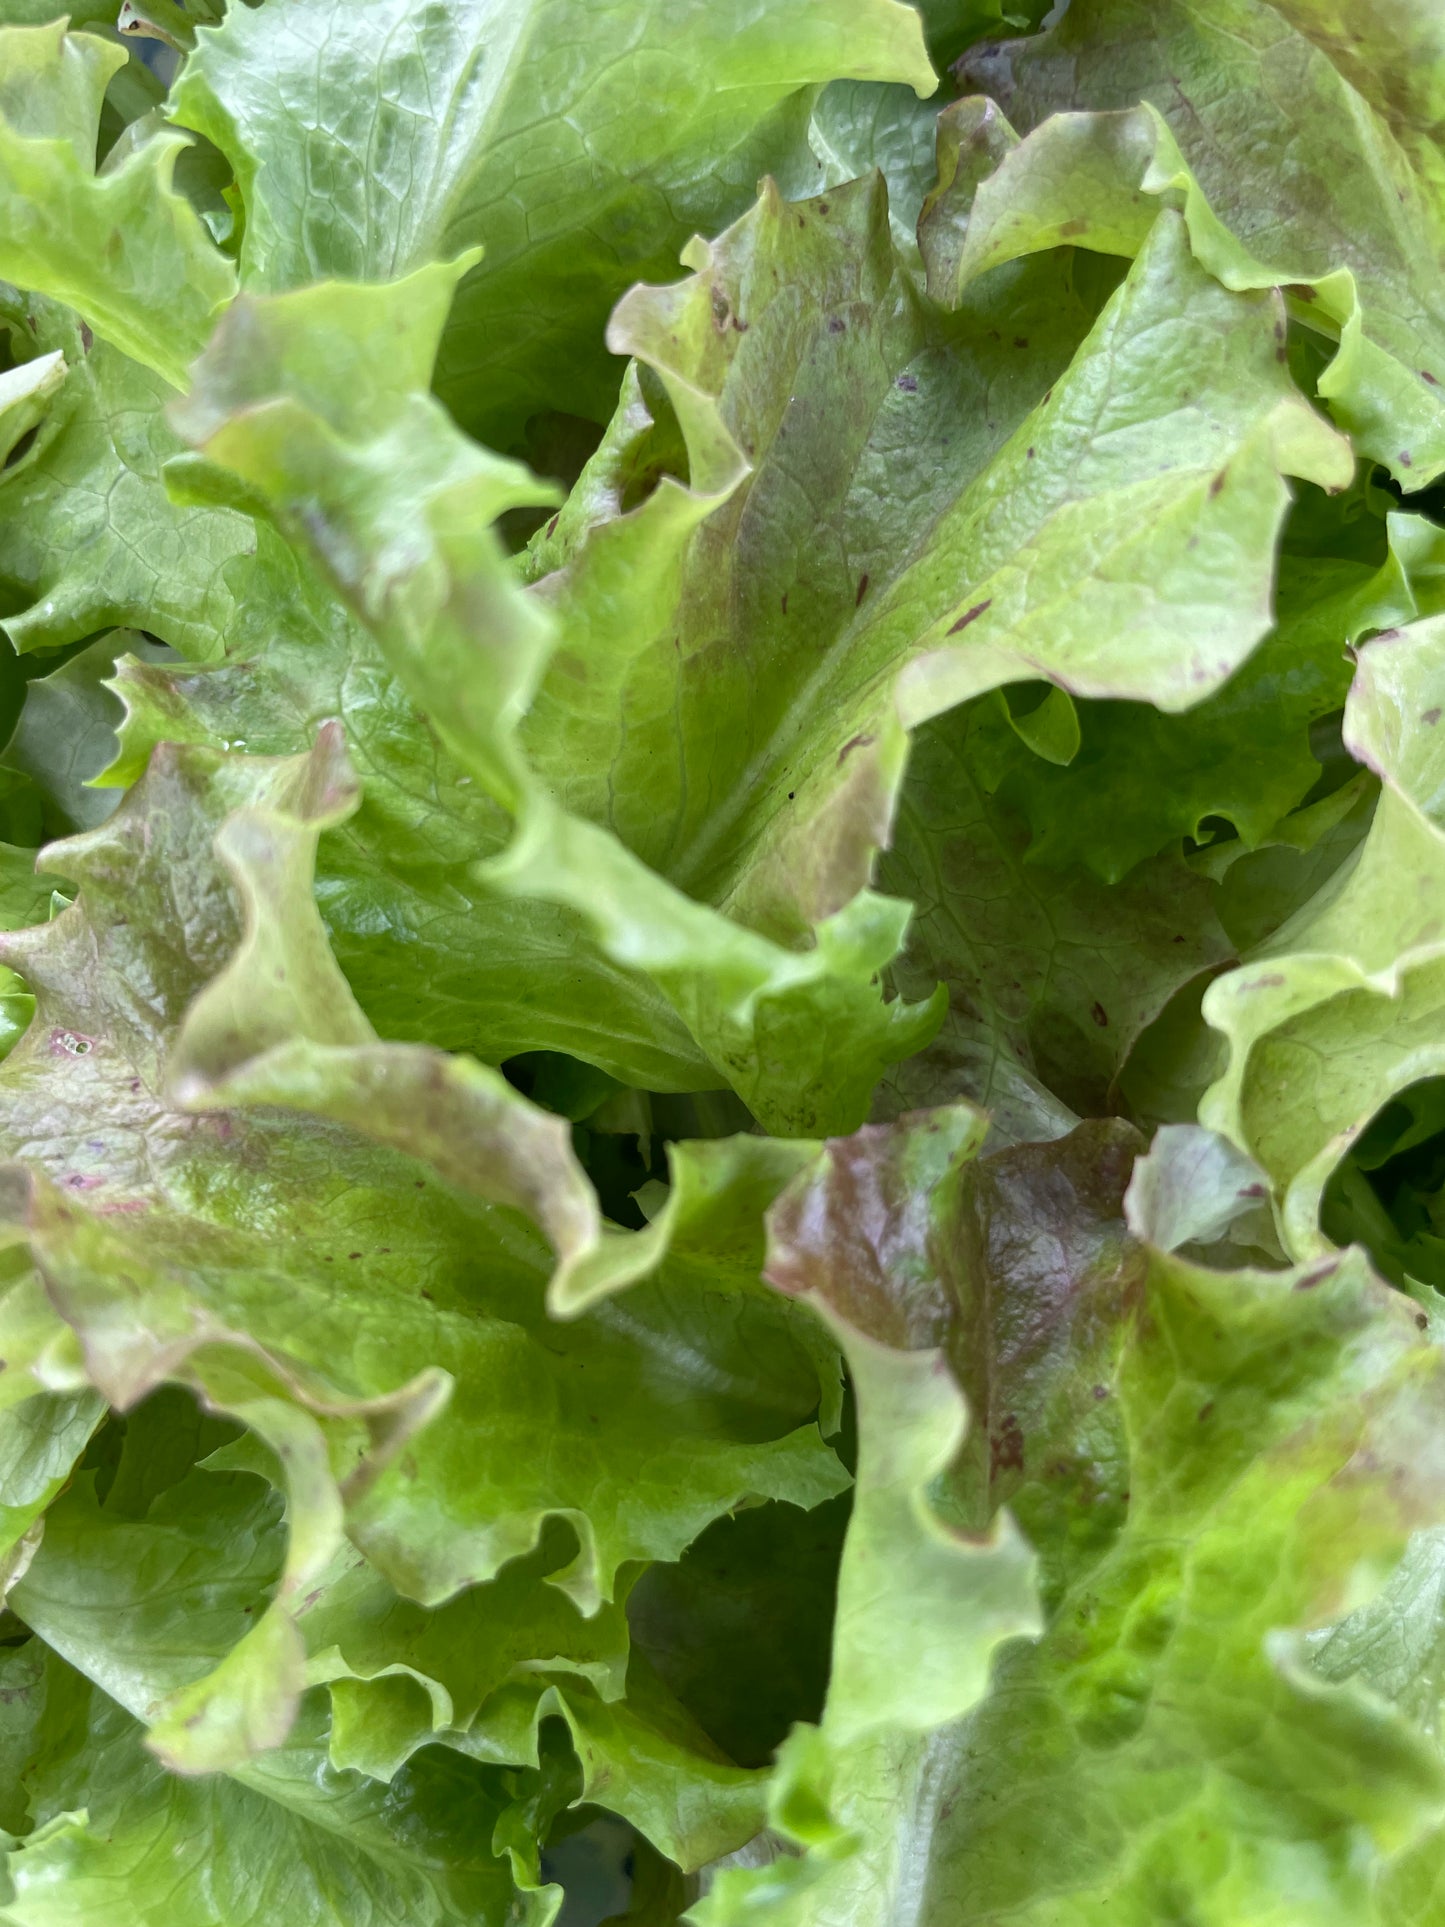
[0,290,264,660]
[0,1645,545,1927]
[170,255,940,1133]
[0,21,233,387]
[170,0,935,446]
[955,0,1445,485]
[0,349,62,468]
[1201,615,1445,1258]
[11,1423,770,1875]
[534,182,1346,962]
[0,728,845,1769]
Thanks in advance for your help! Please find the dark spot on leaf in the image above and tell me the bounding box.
[828,317,846,334]
[1042,388,1052,405]
[816,201,829,214]
[414,1179,425,1188]
[781,591,789,615]
[79,322,93,354]
[1092,1384,1109,1400]
[855,572,869,606]
[1247,972,1286,989]
[838,732,875,765]
[1013,336,1028,349]
[1091,1002,1108,1027]
[1424,708,1442,726]
[348,1251,362,1259]
[787,791,795,800]
[1026,446,1035,459]
[1197,1402,1214,1422]
[731,314,748,332]
[1401,451,1414,468]
[990,1412,1025,1477]
[1209,471,1226,497]
[1293,1263,1333,1291]
[896,372,918,392]
[949,598,992,634]
[546,515,559,539]
[1418,1312,1430,1330]
[1060,216,1088,237]
[1424,370,1440,386]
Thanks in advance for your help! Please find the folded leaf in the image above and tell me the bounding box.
[170,0,936,445]
[956,0,1445,485]
[705,1119,1445,1927]
[170,256,940,1132]
[0,21,234,387]
[1202,616,1445,1261]
[0,726,845,1768]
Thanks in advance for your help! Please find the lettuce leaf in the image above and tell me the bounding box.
[4,2,1445,1920]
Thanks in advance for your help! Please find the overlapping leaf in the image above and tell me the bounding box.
[957,0,1445,484]
[0,722,845,1779]
[2,0,1445,1920]
[0,20,233,386]
[167,254,941,1133]
[170,0,937,446]
[1202,615,1445,1265]
[703,1117,1445,1927]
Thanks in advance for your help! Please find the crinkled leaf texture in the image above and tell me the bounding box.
[700,1116,1445,1927]
[1201,615,1445,1262]
[4,0,1445,1922]
[0,724,845,1786]
[166,252,942,1134]
[169,0,937,446]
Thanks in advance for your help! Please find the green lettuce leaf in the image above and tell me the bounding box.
[955,0,1445,485]
[1201,615,1445,1263]
[0,20,233,387]
[2,0,1445,1914]
[703,1116,1445,1927]
[8,1392,769,1874]
[0,1641,551,1927]
[535,179,1346,957]
[169,0,936,447]
[168,254,940,1132]
[0,723,846,1772]
[0,287,268,659]
[877,691,1233,1137]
